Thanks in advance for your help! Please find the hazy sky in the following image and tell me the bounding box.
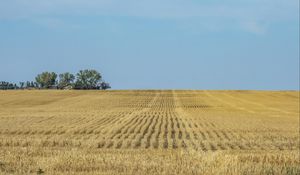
[0,0,299,90]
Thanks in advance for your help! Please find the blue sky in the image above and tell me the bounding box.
[0,0,299,90]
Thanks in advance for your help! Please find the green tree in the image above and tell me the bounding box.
[35,72,57,89]
[0,81,15,90]
[75,69,102,89]
[30,81,35,88]
[26,81,31,88]
[58,72,75,89]
[19,82,25,89]
[100,82,111,90]
[14,84,18,89]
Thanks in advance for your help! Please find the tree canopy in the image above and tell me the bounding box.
[58,72,75,89]
[75,69,102,89]
[35,72,57,88]
[1,69,110,90]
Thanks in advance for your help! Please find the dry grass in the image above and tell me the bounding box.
[0,90,299,175]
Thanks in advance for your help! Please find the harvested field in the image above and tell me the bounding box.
[0,90,299,174]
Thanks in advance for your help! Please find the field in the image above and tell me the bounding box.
[0,90,299,175]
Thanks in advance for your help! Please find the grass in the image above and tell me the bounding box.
[0,90,299,174]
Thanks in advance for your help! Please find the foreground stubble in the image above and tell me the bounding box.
[0,90,299,174]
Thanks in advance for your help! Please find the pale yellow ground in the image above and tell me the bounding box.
[0,90,299,175]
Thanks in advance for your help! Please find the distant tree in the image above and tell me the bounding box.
[8,83,14,89]
[19,82,25,89]
[1,69,110,90]
[26,81,31,88]
[75,69,102,89]
[0,81,7,90]
[35,72,57,89]
[0,81,15,90]
[58,72,75,89]
[34,82,39,88]
[30,81,35,88]
[100,82,111,90]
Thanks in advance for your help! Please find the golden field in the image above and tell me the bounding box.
[0,90,299,175]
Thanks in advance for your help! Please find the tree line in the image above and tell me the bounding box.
[0,69,111,90]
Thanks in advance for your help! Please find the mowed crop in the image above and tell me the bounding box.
[0,90,299,175]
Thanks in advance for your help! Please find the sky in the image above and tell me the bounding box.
[0,0,299,90]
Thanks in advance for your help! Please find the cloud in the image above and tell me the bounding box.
[31,18,82,30]
[0,0,297,20]
[33,18,63,29]
[0,0,297,34]
[241,21,268,35]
